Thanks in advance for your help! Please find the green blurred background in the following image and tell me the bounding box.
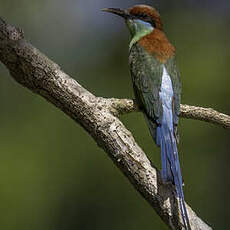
[0,0,229,229]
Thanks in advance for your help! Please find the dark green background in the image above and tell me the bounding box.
[0,0,229,229]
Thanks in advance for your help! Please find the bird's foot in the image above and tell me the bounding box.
[161,171,174,185]
[161,176,174,186]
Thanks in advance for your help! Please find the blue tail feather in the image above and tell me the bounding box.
[156,122,191,230]
[145,66,190,229]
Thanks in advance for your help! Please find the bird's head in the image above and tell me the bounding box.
[103,5,163,39]
[103,5,174,62]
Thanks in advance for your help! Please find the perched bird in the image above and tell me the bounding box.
[103,5,191,229]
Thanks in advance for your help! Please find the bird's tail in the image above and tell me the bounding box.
[155,122,191,230]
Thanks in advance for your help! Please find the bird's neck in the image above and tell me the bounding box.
[138,29,175,63]
[126,19,154,49]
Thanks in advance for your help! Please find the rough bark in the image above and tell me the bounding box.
[108,98,230,129]
[1,17,227,230]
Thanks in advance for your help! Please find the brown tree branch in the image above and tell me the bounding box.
[0,17,219,230]
[107,98,230,129]
[180,104,230,129]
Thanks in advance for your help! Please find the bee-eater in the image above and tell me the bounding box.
[103,5,191,230]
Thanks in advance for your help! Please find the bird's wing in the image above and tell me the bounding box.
[129,44,163,121]
[129,43,181,141]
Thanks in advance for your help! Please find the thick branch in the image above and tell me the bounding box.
[0,17,217,230]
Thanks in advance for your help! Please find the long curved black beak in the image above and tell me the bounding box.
[102,8,129,19]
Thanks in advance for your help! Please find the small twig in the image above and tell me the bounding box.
[107,98,230,129]
[180,104,230,129]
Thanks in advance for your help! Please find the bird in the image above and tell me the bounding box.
[103,5,191,230]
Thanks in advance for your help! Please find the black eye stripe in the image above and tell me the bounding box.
[133,13,148,19]
[130,13,156,27]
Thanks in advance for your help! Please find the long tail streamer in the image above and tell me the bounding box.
[157,122,191,229]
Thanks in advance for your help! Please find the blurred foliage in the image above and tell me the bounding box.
[0,0,229,229]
